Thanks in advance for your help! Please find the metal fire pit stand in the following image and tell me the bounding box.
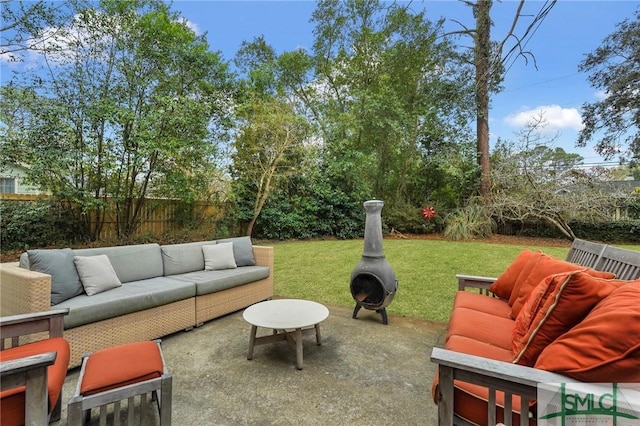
[352,305,389,325]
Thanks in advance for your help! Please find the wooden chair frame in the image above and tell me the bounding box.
[0,308,69,425]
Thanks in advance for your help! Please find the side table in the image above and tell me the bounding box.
[242,299,329,370]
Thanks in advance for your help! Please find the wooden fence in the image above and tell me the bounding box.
[1,194,220,240]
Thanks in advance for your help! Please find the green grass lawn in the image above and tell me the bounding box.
[271,239,572,323]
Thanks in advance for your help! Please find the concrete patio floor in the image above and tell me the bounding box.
[56,302,448,425]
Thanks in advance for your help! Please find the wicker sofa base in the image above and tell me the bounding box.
[65,298,196,368]
[196,278,274,325]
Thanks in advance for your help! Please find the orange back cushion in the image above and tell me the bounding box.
[489,249,541,300]
[507,252,545,307]
[512,271,624,366]
[509,254,615,318]
[534,283,640,382]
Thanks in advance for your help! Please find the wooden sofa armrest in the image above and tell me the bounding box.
[456,274,497,294]
[0,262,52,316]
[1,351,57,425]
[430,347,568,426]
[0,309,69,349]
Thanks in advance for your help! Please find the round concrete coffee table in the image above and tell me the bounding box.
[243,299,329,370]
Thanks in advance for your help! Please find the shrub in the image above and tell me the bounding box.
[569,219,640,243]
[444,204,494,240]
[255,189,364,240]
[384,202,442,234]
[0,200,81,250]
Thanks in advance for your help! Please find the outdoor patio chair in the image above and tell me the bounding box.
[0,308,70,425]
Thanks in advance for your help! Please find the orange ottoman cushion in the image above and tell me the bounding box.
[80,341,163,396]
[0,337,70,426]
[535,283,640,382]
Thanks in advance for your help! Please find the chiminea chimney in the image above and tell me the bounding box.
[350,200,398,325]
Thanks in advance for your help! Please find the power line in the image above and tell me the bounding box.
[502,72,582,92]
[501,0,558,74]
[574,161,624,169]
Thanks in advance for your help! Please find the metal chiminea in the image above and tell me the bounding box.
[350,200,398,325]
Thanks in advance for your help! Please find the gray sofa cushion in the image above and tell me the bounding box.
[19,252,28,268]
[160,240,217,275]
[73,244,163,283]
[218,236,256,266]
[27,248,84,305]
[171,266,270,295]
[57,277,196,329]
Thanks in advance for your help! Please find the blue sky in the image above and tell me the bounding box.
[174,0,639,166]
[1,1,636,165]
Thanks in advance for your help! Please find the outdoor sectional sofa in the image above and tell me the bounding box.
[0,237,273,368]
[431,239,640,425]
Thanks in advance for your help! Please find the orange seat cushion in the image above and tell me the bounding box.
[80,341,164,396]
[435,329,530,425]
[535,283,640,382]
[489,249,541,300]
[452,291,512,319]
[508,254,616,318]
[0,337,70,426]
[445,335,514,363]
[446,308,514,350]
[512,271,624,366]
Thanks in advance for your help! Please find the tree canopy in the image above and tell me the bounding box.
[2,0,629,243]
[1,0,234,238]
[578,7,640,163]
[308,0,475,204]
[491,117,629,240]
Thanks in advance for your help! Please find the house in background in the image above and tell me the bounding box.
[0,164,43,195]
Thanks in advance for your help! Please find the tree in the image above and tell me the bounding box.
[450,0,558,202]
[0,0,76,60]
[490,116,625,240]
[0,0,233,239]
[232,97,309,236]
[231,38,310,236]
[472,0,493,203]
[224,2,477,240]
[309,0,475,205]
[578,7,640,163]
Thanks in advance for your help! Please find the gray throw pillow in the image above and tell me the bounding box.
[202,243,237,270]
[218,236,256,266]
[27,248,84,305]
[74,255,122,296]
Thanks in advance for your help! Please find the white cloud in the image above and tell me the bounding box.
[504,105,584,132]
[0,51,21,64]
[179,18,200,35]
[594,90,609,101]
